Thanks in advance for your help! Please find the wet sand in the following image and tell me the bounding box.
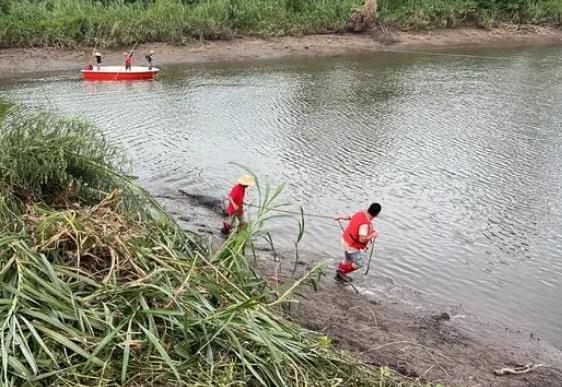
[267,259,562,386]
[160,190,562,386]
[1,25,562,78]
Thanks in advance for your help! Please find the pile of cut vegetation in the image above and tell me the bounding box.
[0,104,397,385]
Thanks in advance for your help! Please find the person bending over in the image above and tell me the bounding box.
[221,175,255,234]
[334,202,381,283]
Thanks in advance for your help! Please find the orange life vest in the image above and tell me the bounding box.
[342,211,372,250]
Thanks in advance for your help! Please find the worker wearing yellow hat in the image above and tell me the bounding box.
[222,175,255,234]
[94,52,102,71]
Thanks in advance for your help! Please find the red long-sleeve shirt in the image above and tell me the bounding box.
[226,184,246,216]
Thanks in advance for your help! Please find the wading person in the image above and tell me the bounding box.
[124,52,133,71]
[334,202,381,283]
[94,52,102,71]
[145,50,154,70]
[221,175,255,234]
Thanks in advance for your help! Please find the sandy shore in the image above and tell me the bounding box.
[1,25,561,78]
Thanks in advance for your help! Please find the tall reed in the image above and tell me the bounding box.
[377,0,562,29]
[2,0,561,48]
[0,0,361,48]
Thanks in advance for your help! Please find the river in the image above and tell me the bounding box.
[1,44,561,349]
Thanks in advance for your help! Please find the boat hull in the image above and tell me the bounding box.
[81,66,159,80]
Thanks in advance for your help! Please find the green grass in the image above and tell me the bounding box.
[0,103,404,385]
[0,100,12,120]
[0,0,560,48]
[378,0,562,29]
[0,0,362,48]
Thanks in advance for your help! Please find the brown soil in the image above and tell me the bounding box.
[162,190,562,387]
[265,259,562,386]
[1,25,562,78]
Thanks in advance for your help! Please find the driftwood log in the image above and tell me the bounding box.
[494,363,546,376]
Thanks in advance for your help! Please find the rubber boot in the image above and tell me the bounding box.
[221,221,232,235]
[335,270,349,283]
[335,261,354,283]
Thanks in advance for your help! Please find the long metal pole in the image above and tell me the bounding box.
[364,241,375,275]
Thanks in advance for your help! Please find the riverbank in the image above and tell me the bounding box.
[0,104,395,386]
[1,0,561,49]
[273,259,562,386]
[1,25,562,78]
[162,190,562,386]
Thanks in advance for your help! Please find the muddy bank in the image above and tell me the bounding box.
[159,189,562,386]
[1,25,562,78]
[269,260,562,386]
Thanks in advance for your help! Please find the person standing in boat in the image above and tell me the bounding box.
[94,52,102,71]
[334,203,381,283]
[221,175,255,234]
[124,52,133,71]
[145,50,154,70]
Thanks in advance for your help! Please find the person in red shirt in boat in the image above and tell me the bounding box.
[124,52,133,71]
[334,203,381,283]
[221,175,255,234]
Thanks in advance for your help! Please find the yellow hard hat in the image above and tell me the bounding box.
[237,175,255,186]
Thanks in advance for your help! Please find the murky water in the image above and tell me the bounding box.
[2,45,562,348]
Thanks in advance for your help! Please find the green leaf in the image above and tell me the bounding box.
[35,325,104,366]
[121,317,134,384]
[86,319,128,370]
[8,356,31,379]
[14,318,38,375]
[138,323,181,381]
[20,316,57,364]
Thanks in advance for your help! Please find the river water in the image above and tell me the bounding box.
[1,45,561,348]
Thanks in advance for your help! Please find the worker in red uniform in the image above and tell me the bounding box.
[221,175,255,234]
[124,52,133,71]
[334,203,381,283]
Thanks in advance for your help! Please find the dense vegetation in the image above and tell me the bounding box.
[0,103,399,385]
[0,0,560,48]
[0,0,361,47]
[379,0,562,29]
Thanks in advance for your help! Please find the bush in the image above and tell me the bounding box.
[378,0,562,29]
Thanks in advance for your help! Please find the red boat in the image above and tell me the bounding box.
[81,66,159,80]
